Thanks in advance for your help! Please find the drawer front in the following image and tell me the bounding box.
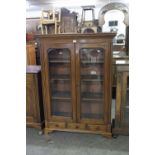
[67,123,85,130]
[87,124,106,131]
[48,122,66,129]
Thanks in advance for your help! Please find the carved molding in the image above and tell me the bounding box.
[98,2,129,27]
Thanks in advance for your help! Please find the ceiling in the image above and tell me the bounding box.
[26,0,129,11]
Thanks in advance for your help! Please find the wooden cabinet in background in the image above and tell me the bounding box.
[113,44,126,52]
[36,33,116,138]
[26,44,36,65]
[112,65,129,135]
[112,57,129,87]
[26,65,44,130]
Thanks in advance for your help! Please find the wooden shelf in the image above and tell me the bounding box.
[81,113,103,119]
[81,75,104,79]
[52,92,71,100]
[50,75,70,79]
[81,79,103,82]
[81,93,103,100]
[49,60,70,63]
[51,78,70,81]
[52,98,71,102]
[81,99,103,102]
[81,61,104,64]
[81,98,103,101]
[52,97,71,100]
[53,112,71,117]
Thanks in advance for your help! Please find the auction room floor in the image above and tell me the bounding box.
[26,127,129,155]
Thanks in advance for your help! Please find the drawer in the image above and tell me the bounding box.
[87,124,106,131]
[49,122,66,129]
[67,123,85,130]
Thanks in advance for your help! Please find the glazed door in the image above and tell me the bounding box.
[45,43,76,122]
[121,73,129,128]
[76,44,109,124]
[114,68,129,135]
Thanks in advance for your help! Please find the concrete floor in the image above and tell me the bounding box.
[26,128,129,155]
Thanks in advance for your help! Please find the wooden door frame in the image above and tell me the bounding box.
[75,42,112,125]
[40,41,76,123]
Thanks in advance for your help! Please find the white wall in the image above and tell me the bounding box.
[26,10,41,18]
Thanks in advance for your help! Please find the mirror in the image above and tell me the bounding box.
[98,2,129,55]
[102,9,126,44]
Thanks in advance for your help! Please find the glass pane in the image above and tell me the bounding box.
[48,48,72,117]
[80,48,104,119]
[52,99,71,117]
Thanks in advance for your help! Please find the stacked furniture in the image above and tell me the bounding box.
[60,8,78,33]
[40,10,61,34]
